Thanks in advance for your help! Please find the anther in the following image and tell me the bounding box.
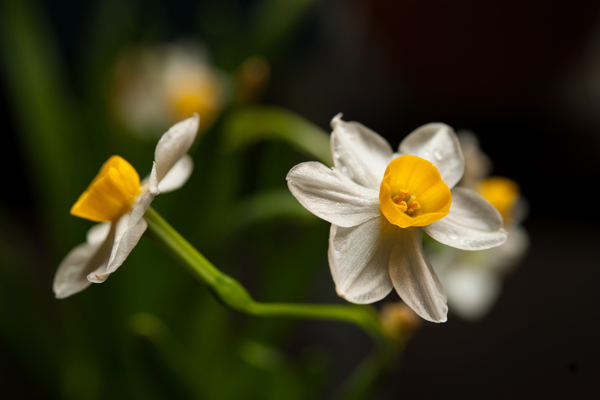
[395,200,407,212]
[392,189,408,204]
[407,199,421,214]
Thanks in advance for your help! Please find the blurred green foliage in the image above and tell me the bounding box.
[0,0,388,398]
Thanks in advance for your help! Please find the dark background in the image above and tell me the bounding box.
[2,0,600,398]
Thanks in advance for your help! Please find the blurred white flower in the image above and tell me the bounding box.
[112,43,226,138]
[53,115,199,298]
[430,132,529,320]
[286,115,507,322]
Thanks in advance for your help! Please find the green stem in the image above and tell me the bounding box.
[143,207,386,342]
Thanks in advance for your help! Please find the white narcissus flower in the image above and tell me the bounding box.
[112,43,226,138]
[286,115,508,322]
[53,114,199,299]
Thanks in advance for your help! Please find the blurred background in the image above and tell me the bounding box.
[1,0,600,398]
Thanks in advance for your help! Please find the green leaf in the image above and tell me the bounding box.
[0,0,87,250]
[221,106,332,165]
[246,0,318,58]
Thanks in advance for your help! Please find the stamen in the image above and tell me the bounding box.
[392,189,408,204]
[395,200,407,213]
[407,200,421,214]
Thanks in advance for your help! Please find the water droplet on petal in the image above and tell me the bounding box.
[289,180,295,185]
[446,229,458,240]
[341,166,348,174]
[434,150,443,161]
[334,151,341,159]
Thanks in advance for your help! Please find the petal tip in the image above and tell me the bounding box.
[54,291,66,300]
[335,287,347,300]
[188,112,200,126]
[435,315,448,323]
[420,305,448,323]
[330,113,344,129]
[498,228,509,245]
[87,272,106,283]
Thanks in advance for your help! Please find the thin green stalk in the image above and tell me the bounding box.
[143,207,386,342]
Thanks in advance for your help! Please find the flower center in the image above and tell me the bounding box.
[379,155,452,228]
[391,190,421,215]
[478,176,519,225]
[70,156,141,222]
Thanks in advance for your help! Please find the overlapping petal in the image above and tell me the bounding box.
[53,223,115,298]
[389,228,448,322]
[399,123,464,189]
[87,213,148,283]
[287,162,381,228]
[330,114,393,190]
[328,216,396,303]
[424,187,507,250]
[158,154,194,193]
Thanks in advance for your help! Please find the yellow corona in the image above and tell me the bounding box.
[379,155,452,228]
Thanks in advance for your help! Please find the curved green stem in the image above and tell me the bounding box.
[143,207,386,342]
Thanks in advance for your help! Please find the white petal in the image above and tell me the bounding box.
[157,154,193,193]
[330,114,393,190]
[389,228,448,323]
[140,162,160,196]
[399,123,464,188]
[154,113,199,182]
[53,223,115,298]
[87,213,148,283]
[424,187,507,250]
[442,266,500,320]
[328,216,396,303]
[86,222,111,245]
[127,190,157,235]
[287,162,381,228]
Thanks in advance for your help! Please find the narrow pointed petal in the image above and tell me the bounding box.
[399,123,464,188]
[155,113,199,182]
[328,216,396,303]
[389,228,448,322]
[287,161,381,228]
[424,187,507,250]
[330,114,393,190]
[157,154,193,193]
[87,213,148,283]
[53,224,115,298]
